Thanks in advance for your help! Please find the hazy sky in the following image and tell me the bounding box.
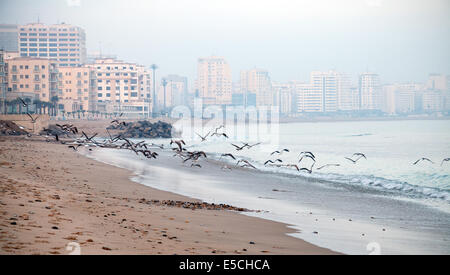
[1,0,449,85]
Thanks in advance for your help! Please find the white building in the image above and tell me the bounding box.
[240,68,273,106]
[196,56,232,105]
[359,73,381,110]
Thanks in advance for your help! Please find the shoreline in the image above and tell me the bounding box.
[85,141,450,255]
[0,136,337,255]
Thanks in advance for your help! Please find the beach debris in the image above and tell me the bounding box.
[138,198,250,212]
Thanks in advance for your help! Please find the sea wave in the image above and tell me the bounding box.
[206,151,450,203]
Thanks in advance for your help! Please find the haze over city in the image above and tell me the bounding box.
[0,0,449,258]
[1,0,449,83]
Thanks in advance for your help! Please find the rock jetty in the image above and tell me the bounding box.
[107,120,172,138]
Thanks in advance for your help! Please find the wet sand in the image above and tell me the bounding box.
[0,136,337,255]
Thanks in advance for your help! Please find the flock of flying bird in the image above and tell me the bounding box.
[14,93,449,174]
[35,119,450,173]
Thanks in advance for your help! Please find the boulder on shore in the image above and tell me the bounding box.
[0,120,29,136]
[107,120,172,138]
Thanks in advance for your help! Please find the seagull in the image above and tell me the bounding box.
[19,97,28,107]
[26,113,39,123]
[299,154,316,164]
[231,143,249,151]
[271,149,289,156]
[299,162,315,174]
[413,158,434,165]
[352,153,367,160]
[221,153,236,160]
[441,158,450,166]
[82,131,98,142]
[246,143,261,149]
[212,132,229,138]
[264,159,283,165]
[237,159,257,169]
[317,164,341,170]
[299,151,316,159]
[345,154,366,164]
[68,144,82,151]
[170,139,186,151]
[196,131,210,142]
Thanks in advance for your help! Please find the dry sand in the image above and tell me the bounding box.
[0,136,337,255]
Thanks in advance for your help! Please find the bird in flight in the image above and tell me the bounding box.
[345,153,367,164]
[170,139,186,151]
[264,159,283,166]
[299,151,316,159]
[317,164,341,170]
[196,131,210,142]
[299,154,316,164]
[413,158,434,165]
[221,153,236,160]
[441,158,450,166]
[19,97,28,107]
[231,143,249,151]
[26,113,39,123]
[271,149,289,156]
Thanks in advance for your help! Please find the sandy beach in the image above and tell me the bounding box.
[0,135,337,255]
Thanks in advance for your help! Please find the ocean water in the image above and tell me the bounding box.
[85,119,450,254]
[185,120,450,209]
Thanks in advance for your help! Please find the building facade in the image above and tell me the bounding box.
[196,56,232,105]
[293,71,357,114]
[18,23,87,67]
[240,68,273,106]
[157,74,188,110]
[87,58,151,117]
[58,66,97,113]
[359,73,381,110]
[5,57,58,103]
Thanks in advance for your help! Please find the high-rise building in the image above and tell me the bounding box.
[18,23,87,67]
[0,24,18,52]
[87,58,151,117]
[157,74,188,109]
[359,73,381,110]
[5,57,58,103]
[294,81,322,113]
[240,68,273,106]
[58,66,97,113]
[196,56,232,105]
[272,82,293,115]
[294,71,355,113]
[427,74,448,91]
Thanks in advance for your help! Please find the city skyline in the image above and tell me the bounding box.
[0,0,449,84]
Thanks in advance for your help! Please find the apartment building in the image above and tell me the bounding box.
[5,57,58,103]
[87,58,151,117]
[18,23,86,67]
[240,68,273,106]
[359,73,381,110]
[58,66,97,113]
[196,56,232,105]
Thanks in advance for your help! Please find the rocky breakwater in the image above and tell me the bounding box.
[0,120,29,136]
[107,120,172,138]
